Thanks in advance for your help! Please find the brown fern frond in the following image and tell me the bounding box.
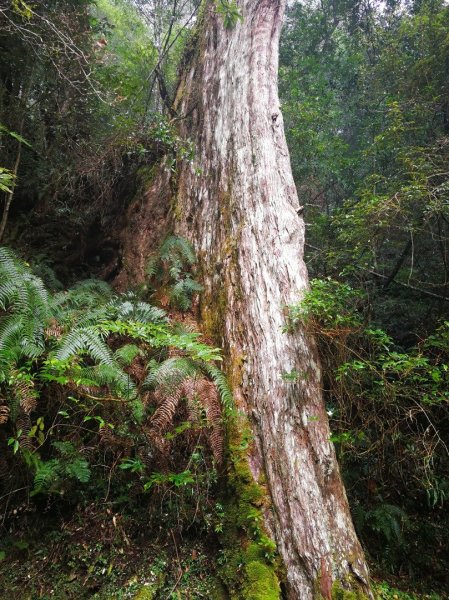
[198,379,223,464]
[126,356,147,384]
[150,386,183,432]
[183,378,202,424]
[44,319,64,339]
[137,445,154,470]
[16,413,33,452]
[98,424,115,445]
[184,378,224,464]
[20,395,37,415]
[0,405,9,425]
[11,378,37,415]
[149,372,224,464]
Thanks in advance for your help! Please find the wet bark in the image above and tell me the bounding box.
[173,2,371,598]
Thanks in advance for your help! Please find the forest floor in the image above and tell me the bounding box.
[0,500,446,600]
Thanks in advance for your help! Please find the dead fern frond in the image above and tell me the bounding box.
[185,378,223,464]
[44,319,64,339]
[16,413,33,452]
[20,395,37,415]
[150,386,184,432]
[0,404,9,425]
[11,378,38,415]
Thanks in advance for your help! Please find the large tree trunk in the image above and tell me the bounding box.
[173,2,370,598]
[119,1,371,597]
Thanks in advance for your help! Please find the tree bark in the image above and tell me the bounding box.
[118,1,371,597]
[173,2,370,598]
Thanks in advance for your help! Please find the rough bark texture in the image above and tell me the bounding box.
[117,0,371,597]
[172,1,371,598]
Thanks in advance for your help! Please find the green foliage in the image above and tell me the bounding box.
[215,0,243,29]
[33,442,91,495]
[0,167,15,194]
[0,246,231,550]
[146,236,203,310]
[0,247,50,375]
[285,278,364,332]
[286,278,449,575]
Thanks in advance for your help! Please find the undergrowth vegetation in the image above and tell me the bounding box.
[0,245,229,528]
[287,279,449,582]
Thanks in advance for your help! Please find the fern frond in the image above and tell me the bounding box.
[51,279,113,316]
[202,363,233,413]
[63,457,91,483]
[159,236,196,267]
[170,277,203,310]
[150,386,184,432]
[55,327,114,366]
[143,356,201,392]
[33,459,60,493]
[184,378,224,464]
[114,344,142,366]
[111,297,167,323]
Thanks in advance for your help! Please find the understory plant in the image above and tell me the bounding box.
[0,246,231,532]
[286,278,449,573]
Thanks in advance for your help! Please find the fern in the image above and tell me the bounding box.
[114,343,142,366]
[63,457,91,483]
[159,235,196,269]
[202,363,234,413]
[145,236,202,310]
[366,503,408,543]
[0,247,51,373]
[33,459,60,494]
[144,356,201,393]
[170,277,204,311]
[110,295,167,323]
[54,326,114,365]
